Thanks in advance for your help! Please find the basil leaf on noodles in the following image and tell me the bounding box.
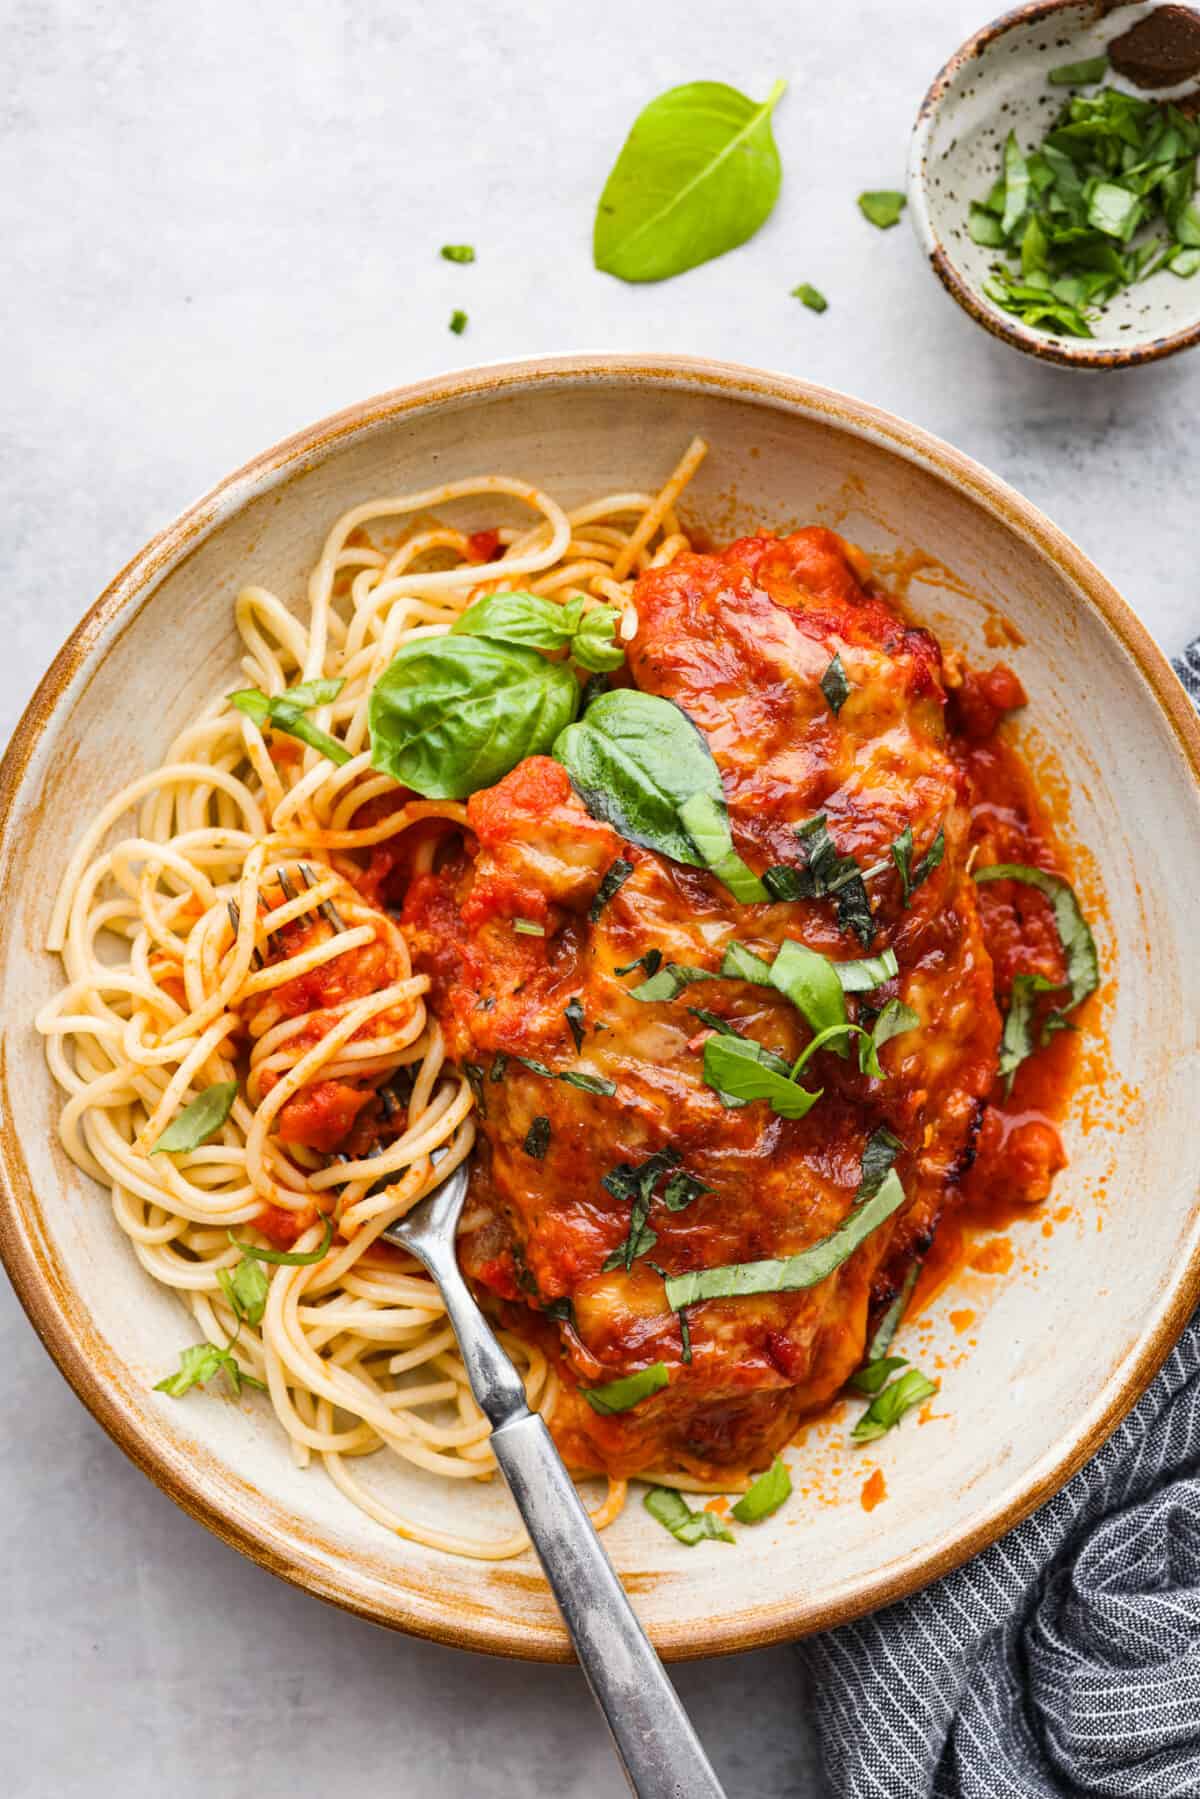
[154,1341,265,1399]
[453,590,625,674]
[594,79,787,283]
[555,688,765,899]
[731,1457,793,1524]
[643,1486,735,1545]
[230,680,351,767]
[581,1361,669,1413]
[151,1082,238,1154]
[368,636,579,799]
[217,1256,269,1327]
[227,1213,335,1266]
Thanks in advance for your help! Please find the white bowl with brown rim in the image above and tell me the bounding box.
[2,354,1199,1659]
[908,1,1200,369]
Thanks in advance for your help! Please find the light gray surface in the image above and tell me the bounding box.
[3,3,1197,1796]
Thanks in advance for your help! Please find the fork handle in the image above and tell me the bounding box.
[426,1246,726,1798]
[490,1412,727,1799]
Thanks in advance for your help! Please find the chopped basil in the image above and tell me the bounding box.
[720,941,773,983]
[891,824,945,905]
[678,791,768,903]
[997,971,1063,1089]
[154,1341,265,1400]
[661,1169,711,1211]
[761,864,806,903]
[581,1362,669,1414]
[228,1213,334,1266]
[515,1056,616,1097]
[970,86,1200,338]
[590,857,635,920]
[216,1256,269,1328]
[151,1081,238,1154]
[846,1353,907,1398]
[731,1457,793,1524]
[615,948,663,978]
[819,651,850,714]
[463,1061,489,1116]
[489,1052,508,1083]
[440,243,476,262]
[861,1258,921,1366]
[972,863,1098,1009]
[543,1296,575,1326]
[857,1126,903,1202]
[630,962,718,1003]
[449,309,468,334]
[565,995,586,1052]
[678,1306,693,1363]
[858,998,920,1079]
[794,815,875,946]
[835,949,899,992]
[702,1032,821,1119]
[851,1367,938,1442]
[664,1168,906,1308]
[602,1147,681,1203]
[1048,55,1108,86]
[523,1116,552,1159]
[513,918,545,936]
[792,282,828,313]
[768,940,849,1056]
[643,1485,735,1545]
[593,79,787,284]
[230,679,351,767]
[601,1147,702,1271]
[602,1220,658,1271]
[858,190,906,229]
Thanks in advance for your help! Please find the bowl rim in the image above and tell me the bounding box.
[2,351,1199,1661]
[907,0,1200,371]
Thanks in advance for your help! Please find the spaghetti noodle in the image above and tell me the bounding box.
[38,441,712,1558]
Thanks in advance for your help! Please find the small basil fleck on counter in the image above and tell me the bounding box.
[858,190,907,229]
[792,282,828,312]
[449,309,468,334]
[440,243,476,262]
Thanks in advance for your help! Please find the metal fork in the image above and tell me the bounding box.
[382,1160,727,1799]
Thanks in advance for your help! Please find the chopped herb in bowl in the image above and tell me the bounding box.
[969,76,1200,340]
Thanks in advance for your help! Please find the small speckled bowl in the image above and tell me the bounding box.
[908,1,1200,369]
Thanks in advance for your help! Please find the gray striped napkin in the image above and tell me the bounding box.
[797,648,1200,1799]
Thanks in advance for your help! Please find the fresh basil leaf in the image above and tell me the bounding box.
[891,825,945,905]
[644,1485,735,1545]
[720,941,773,984]
[1048,55,1108,85]
[664,1168,906,1308]
[859,1259,921,1376]
[590,857,635,921]
[230,680,351,767]
[846,1353,908,1397]
[556,689,717,864]
[792,283,828,312]
[851,1367,938,1442]
[151,1081,238,1154]
[449,310,468,335]
[677,791,768,903]
[229,1213,335,1266]
[452,590,624,675]
[702,1033,821,1119]
[369,636,578,799]
[440,243,476,262]
[819,651,850,715]
[858,998,920,1080]
[581,1362,669,1413]
[594,79,787,283]
[154,1341,265,1399]
[972,863,1098,1008]
[858,190,906,229]
[216,1256,269,1328]
[523,1115,551,1159]
[565,995,586,1052]
[615,947,663,978]
[731,1457,792,1523]
[768,940,849,1052]
[630,962,717,1003]
[1001,131,1030,236]
[1088,180,1141,240]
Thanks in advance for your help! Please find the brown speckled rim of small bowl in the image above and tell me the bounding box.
[907,0,1200,370]
[2,354,1200,1663]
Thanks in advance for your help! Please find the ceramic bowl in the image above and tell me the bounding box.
[3,355,1200,1660]
[908,1,1200,369]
